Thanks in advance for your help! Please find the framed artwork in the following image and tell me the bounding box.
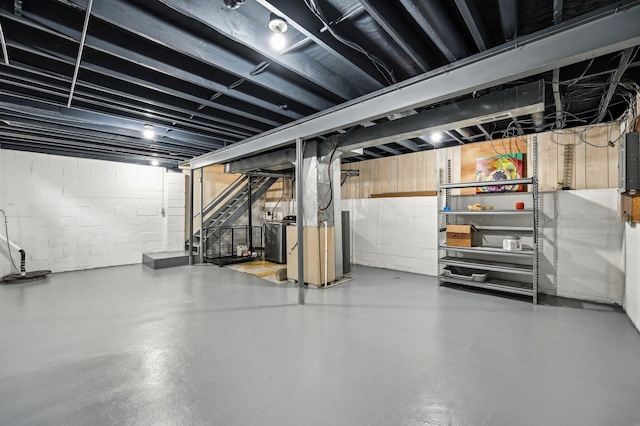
[476,153,526,193]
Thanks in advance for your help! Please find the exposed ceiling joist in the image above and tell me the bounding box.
[255,0,387,88]
[498,0,519,41]
[398,0,471,61]
[67,0,334,111]
[331,81,544,153]
[356,0,434,72]
[1,9,304,122]
[142,0,368,100]
[454,0,489,51]
[188,4,640,169]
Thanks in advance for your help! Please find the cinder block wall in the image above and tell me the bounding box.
[342,196,439,276]
[0,149,185,275]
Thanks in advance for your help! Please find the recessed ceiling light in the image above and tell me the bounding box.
[151,159,159,166]
[430,131,443,143]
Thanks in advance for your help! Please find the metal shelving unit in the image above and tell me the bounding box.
[437,137,539,303]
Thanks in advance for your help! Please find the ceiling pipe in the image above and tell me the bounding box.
[397,0,471,61]
[67,0,93,108]
[0,21,9,65]
[497,0,518,41]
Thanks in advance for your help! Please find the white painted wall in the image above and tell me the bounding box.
[539,189,625,304]
[342,189,624,305]
[0,149,185,275]
[624,223,640,331]
[342,197,438,276]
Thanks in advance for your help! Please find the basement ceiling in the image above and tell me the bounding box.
[0,0,639,168]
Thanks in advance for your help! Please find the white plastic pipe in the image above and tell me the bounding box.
[0,233,22,252]
[324,221,328,288]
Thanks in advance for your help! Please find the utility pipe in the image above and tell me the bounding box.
[296,137,305,305]
[67,0,93,107]
[323,221,328,288]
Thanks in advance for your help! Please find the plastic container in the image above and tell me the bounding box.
[443,266,488,282]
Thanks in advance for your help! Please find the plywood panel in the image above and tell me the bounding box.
[389,156,398,193]
[536,132,558,191]
[425,150,437,190]
[584,125,609,189]
[608,123,621,189]
[574,129,587,190]
[399,154,413,192]
[360,160,371,199]
[415,152,427,191]
[371,157,382,196]
[379,157,391,194]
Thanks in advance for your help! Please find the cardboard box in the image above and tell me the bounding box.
[446,224,477,247]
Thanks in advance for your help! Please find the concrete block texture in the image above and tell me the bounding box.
[0,148,186,275]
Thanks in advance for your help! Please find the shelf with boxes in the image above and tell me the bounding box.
[437,140,539,302]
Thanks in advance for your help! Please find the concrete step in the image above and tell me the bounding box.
[142,251,196,269]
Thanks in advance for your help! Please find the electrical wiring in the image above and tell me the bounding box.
[304,0,397,85]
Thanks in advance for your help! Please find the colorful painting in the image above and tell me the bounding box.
[476,153,525,193]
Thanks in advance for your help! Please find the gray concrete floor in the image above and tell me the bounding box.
[1,264,639,426]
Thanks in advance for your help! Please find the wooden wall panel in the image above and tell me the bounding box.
[340,122,621,199]
[389,156,398,193]
[583,125,610,189]
[574,129,587,190]
[536,132,559,191]
[608,123,621,189]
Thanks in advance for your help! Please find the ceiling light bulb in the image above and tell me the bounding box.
[270,32,287,52]
[223,0,245,9]
[269,13,288,33]
[430,131,443,143]
[143,124,155,140]
[151,159,160,166]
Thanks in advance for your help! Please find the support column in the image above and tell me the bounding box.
[248,175,253,251]
[199,167,204,264]
[188,171,194,265]
[296,138,305,305]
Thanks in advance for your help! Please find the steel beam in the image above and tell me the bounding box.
[445,130,465,145]
[358,0,435,72]
[454,0,489,51]
[597,47,637,123]
[553,0,564,25]
[187,3,640,169]
[225,149,296,173]
[398,0,471,61]
[327,81,544,153]
[396,139,420,151]
[476,124,492,140]
[376,144,402,155]
[497,0,518,41]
